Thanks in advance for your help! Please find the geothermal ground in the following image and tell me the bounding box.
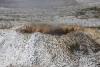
[0,0,100,67]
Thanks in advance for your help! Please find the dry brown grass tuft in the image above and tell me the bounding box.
[15,23,82,35]
[15,23,100,45]
[15,22,100,46]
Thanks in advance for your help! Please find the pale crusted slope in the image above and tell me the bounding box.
[0,29,99,67]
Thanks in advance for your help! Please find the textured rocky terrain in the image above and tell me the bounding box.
[0,29,100,67]
[0,8,99,67]
[0,0,100,67]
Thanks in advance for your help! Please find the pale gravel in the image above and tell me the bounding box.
[0,2,100,67]
[0,30,99,67]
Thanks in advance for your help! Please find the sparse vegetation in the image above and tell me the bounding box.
[0,22,13,29]
[88,26,100,29]
[68,42,80,54]
[75,6,100,18]
[96,26,100,29]
[15,23,81,35]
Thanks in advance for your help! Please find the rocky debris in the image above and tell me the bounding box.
[0,29,99,67]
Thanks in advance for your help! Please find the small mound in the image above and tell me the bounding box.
[0,31,100,67]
